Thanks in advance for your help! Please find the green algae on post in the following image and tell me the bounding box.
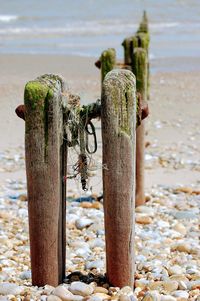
[100,48,116,83]
[24,74,67,287]
[101,69,136,288]
[132,48,147,208]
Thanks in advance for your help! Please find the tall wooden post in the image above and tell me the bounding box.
[101,48,116,82]
[132,49,147,207]
[137,12,150,100]
[24,74,67,286]
[101,69,136,288]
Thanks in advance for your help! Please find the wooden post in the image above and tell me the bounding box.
[137,12,150,100]
[122,36,139,69]
[101,48,116,82]
[101,69,136,288]
[132,48,147,207]
[24,74,67,286]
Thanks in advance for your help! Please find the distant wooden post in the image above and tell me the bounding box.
[24,74,67,286]
[137,11,150,100]
[132,48,147,207]
[122,36,138,68]
[101,69,136,288]
[101,48,116,82]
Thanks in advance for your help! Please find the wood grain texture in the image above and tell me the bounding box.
[101,69,136,288]
[24,74,67,286]
[132,48,147,207]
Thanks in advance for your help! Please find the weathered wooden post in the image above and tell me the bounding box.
[100,48,116,82]
[24,74,67,286]
[132,49,147,207]
[122,36,138,67]
[101,69,136,288]
[137,11,150,100]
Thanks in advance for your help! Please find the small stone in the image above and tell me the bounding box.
[0,283,24,296]
[119,296,136,301]
[171,243,191,253]
[47,296,62,301]
[91,202,102,210]
[169,275,188,282]
[135,279,149,289]
[120,286,133,296]
[0,297,8,301]
[172,223,186,236]
[93,288,108,294]
[52,286,83,301]
[135,206,154,216]
[136,214,153,225]
[43,285,56,295]
[85,260,104,270]
[41,296,47,301]
[172,290,189,299]
[75,218,94,230]
[160,296,176,301]
[189,280,200,290]
[19,194,27,202]
[142,291,161,301]
[178,281,187,290]
[69,282,94,296]
[20,270,31,280]
[87,296,103,301]
[80,202,93,208]
[148,282,163,291]
[92,293,111,300]
[167,265,183,276]
[163,281,179,293]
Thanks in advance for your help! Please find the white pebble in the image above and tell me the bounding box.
[85,260,104,270]
[0,283,24,296]
[69,282,94,296]
[172,290,189,299]
[75,218,94,229]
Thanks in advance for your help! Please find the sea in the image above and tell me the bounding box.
[0,0,200,71]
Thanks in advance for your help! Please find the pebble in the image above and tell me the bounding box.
[47,297,62,301]
[188,279,200,290]
[0,283,24,296]
[87,296,103,301]
[75,218,94,230]
[85,260,104,270]
[120,286,133,296]
[69,282,94,296]
[19,270,31,280]
[172,223,187,236]
[160,296,176,301]
[172,290,189,299]
[52,286,83,301]
[178,281,187,290]
[167,265,184,276]
[142,291,161,301]
[171,242,191,253]
[93,288,108,294]
[92,293,111,300]
[119,295,136,301]
[135,206,155,216]
[136,214,153,224]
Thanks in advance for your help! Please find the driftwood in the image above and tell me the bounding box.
[24,74,67,286]
[101,69,136,288]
